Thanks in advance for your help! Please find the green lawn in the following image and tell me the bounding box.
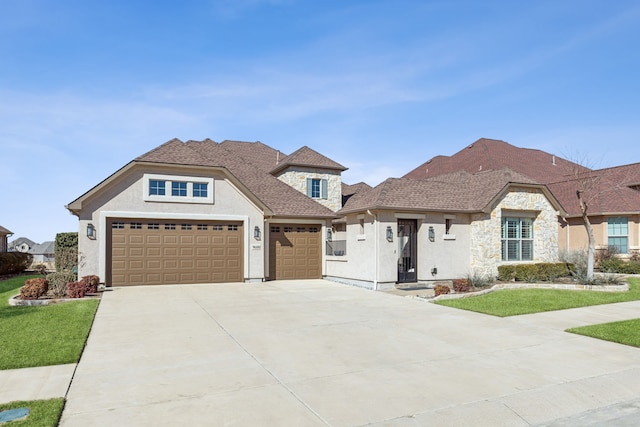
[0,275,99,370]
[0,398,64,427]
[435,277,640,317]
[567,318,640,348]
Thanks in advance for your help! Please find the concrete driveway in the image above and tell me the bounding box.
[60,280,640,426]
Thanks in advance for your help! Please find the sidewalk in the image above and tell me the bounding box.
[0,364,76,404]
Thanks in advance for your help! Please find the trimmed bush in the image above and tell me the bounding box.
[0,252,33,275]
[81,275,100,294]
[46,271,78,298]
[600,259,640,274]
[497,265,517,281]
[498,263,573,282]
[19,278,49,300]
[55,232,78,272]
[452,279,471,293]
[434,284,450,296]
[66,281,86,299]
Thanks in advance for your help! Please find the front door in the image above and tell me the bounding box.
[397,219,417,283]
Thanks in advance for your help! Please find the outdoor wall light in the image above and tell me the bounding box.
[86,223,96,240]
[254,226,261,240]
[428,226,435,242]
[327,228,333,242]
[431,267,438,276]
[386,226,393,242]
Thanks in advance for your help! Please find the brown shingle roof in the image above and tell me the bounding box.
[136,139,337,218]
[404,138,640,217]
[270,146,347,174]
[404,138,584,183]
[340,169,548,214]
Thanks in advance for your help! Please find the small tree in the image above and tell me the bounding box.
[54,232,78,274]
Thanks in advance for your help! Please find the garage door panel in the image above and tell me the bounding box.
[269,224,321,280]
[109,219,243,286]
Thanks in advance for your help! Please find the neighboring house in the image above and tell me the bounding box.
[325,169,564,290]
[9,237,36,253]
[0,226,13,252]
[404,138,640,258]
[66,139,345,287]
[30,241,55,264]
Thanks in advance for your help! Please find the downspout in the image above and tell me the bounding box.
[367,209,378,290]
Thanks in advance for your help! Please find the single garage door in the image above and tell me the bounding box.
[108,218,243,286]
[269,224,321,280]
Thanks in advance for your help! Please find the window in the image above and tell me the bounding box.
[501,217,533,261]
[130,223,142,229]
[181,224,192,230]
[228,224,238,231]
[608,217,629,253]
[445,219,452,235]
[149,180,166,196]
[306,178,328,199]
[197,224,208,231]
[270,226,280,233]
[193,182,208,198]
[212,225,224,231]
[148,223,160,230]
[165,224,176,230]
[144,174,214,204]
[172,181,187,197]
[112,222,125,229]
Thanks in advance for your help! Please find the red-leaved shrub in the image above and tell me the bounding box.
[66,281,86,299]
[452,279,471,293]
[19,278,49,300]
[434,284,450,296]
[81,275,100,294]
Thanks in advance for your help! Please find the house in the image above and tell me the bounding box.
[325,169,564,290]
[9,237,36,253]
[0,226,12,253]
[66,139,346,286]
[404,138,640,258]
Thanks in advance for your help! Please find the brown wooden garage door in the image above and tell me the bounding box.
[107,218,243,286]
[269,224,321,280]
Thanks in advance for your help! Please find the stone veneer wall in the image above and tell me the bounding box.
[275,167,342,212]
[470,187,559,278]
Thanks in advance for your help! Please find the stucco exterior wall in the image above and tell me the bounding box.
[75,164,266,283]
[275,167,342,211]
[560,214,640,256]
[325,210,474,288]
[470,187,560,278]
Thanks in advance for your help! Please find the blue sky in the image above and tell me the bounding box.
[2,0,640,243]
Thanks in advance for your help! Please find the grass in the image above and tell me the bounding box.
[0,399,64,427]
[435,277,640,317]
[0,275,99,370]
[567,318,640,348]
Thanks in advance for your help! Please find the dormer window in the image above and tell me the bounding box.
[149,180,166,196]
[307,178,328,199]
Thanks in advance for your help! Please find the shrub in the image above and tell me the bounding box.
[19,278,49,300]
[497,265,516,281]
[46,271,78,298]
[0,252,33,275]
[66,281,86,299]
[81,275,100,294]
[466,272,495,288]
[630,251,640,262]
[434,284,450,296]
[55,232,78,272]
[536,263,571,281]
[595,245,619,267]
[452,279,471,293]
[514,264,539,282]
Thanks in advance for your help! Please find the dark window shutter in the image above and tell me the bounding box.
[306,178,313,197]
[321,179,328,199]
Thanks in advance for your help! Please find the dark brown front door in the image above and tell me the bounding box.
[397,219,417,283]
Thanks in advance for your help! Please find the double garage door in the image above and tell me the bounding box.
[108,218,243,286]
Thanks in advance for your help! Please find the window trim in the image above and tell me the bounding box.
[607,216,629,254]
[143,174,214,204]
[501,217,534,261]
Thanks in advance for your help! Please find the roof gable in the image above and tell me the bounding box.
[270,146,347,175]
